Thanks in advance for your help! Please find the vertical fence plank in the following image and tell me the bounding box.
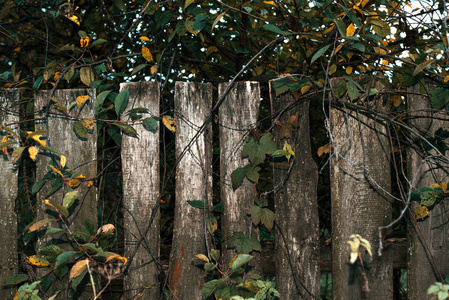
[35,89,97,296]
[219,82,261,271]
[269,84,320,299]
[169,82,213,299]
[331,80,393,299]
[0,89,19,298]
[407,83,449,298]
[121,82,160,299]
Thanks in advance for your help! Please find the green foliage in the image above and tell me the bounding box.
[427,281,449,300]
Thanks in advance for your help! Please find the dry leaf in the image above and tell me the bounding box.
[70,259,89,279]
[60,155,66,168]
[81,118,94,130]
[80,36,89,48]
[142,47,153,62]
[162,115,176,133]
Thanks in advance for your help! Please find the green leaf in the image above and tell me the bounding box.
[40,275,52,292]
[204,262,216,272]
[271,149,288,158]
[245,166,260,183]
[32,179,46,194]
[2,274,29,287]
[259,133,277,154]
[92,39,108,46]
[413,59,436,76]
[63,191,78,209]
[334,19,347,37]
[230,254,253,271]
[187,200,205,209]
[36,145,62,156]
[213,203,224,213]
[131,64,147,76]
[210,249,220,262]
[80,67,95,87]
[262,24,285,35]
[251,234,261,252]
[46,179,62,197]
[73,121,87,138]
[115,88,129,115]
[431,88,449,109]
[311,44,331,64]
[47,200,69,218]
[33,76,44,90]
[55,251,76,268]
[261,208,275,230]
[71,268,87,291]
[112,122,138,136]
[95,90,111,114]
[248,206,262,226]
[54,265,68,279]
[40,244,65,255]
[231,167,246,190]
[142,117,157,133]
[113,0,126,11]
[228,232,252,254]
[346,81,359,100]
[45,227,67,236]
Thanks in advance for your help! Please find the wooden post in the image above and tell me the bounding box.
[218,82,261,271]
[121,82,160,299]
[35,89,97,296]
[169,82,213,299]
[407,83,449,298]
[0,89,19,298]
[330,80,393,299]
[269,83,320,299]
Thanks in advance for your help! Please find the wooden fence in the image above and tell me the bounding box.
[1,80,448,299]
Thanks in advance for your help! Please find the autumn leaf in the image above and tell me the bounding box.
[27,255,50,267]
[283,141,295,161]
[139,36,150,41]
[28,146,39,161]
[416,204,429,219]
[317,144,330,157]
[69,174,85,188]
[81,118,94,130]
[96,223,115,235]
[76,95,90,109]
[142,47,153,62]
[29,133,47,146]
[195,254,209,262]
[60,155,66,168]
[80,36,89,47]
[47,164,64,179]
[70,259,89,279]
[162,115,176,133]
[105,254,128,264]
[150,64,158,75]
[346,23,356,37]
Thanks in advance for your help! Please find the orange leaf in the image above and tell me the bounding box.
[68,174,85,188]
[70,259,89,279]
[142,47,153,62]
[195,254,209,262]
[346,23,356,37]
[346,66,353,75]
[162,115,175,133]
[317,144,331,157]
[30,134,47,146]
[150,64,158,75]
[27,255,50,267]
[97,224,115,235]
[139,36,150,41]
[81,118,94,130]
[80,36,89,47]
[105,254,128,264]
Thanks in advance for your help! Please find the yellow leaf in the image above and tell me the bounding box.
[47,164,64,179]
[97,224,115,235]
[70,259,89,279]
[195,254,209,262]
[80,36,89,48]
[444,75,449,83]
[87,180,94,187]
[333,43,344,55]
[162,115,176,133]
[81,118,94,130]
[150,64,158,75]
[142,47,153,62]
[322,24,335,35]
[357,65,366,73]
[28,146,39,161]
[283,141,295,161]
[1,135,11,155]
[139,36,150,41]
[263,0,275,4]
[300,85,311,95]
[31,134,47,146]
[353,5,365,15]
[60,155,66,168]
[382,59,388,66]
[105,254,128,264]
[390,94,402,107]
[54,72,60,81]
[66,14,80,25]
[346,23,356,37]
[76,95,90,109]
[27,255,50,267]
[416,204,429,219]
[346,66,353,75]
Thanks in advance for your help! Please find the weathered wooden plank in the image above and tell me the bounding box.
[331,80,393,299]
[0,89,19,298]
[121,82,160,299]
[35,89,97,297]
[218,81,261,271]
[270,84,320,299]
[407,83,449,299]
[169,82,213,299]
